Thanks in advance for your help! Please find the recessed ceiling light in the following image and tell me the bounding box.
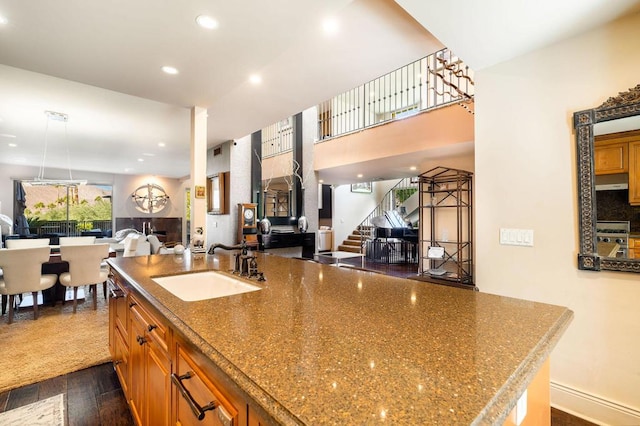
[8,143,17,147]
[137,158,144,162]
[162,66,179,75]
[158,142,166,147]
[318,179,324,183]
[410,166,417,171]
[357,173,363,178]
[322,17,339,35]
[249,74,262,85]
[0,133,16,138]
[196,15,218,30]
[0,15,7,25]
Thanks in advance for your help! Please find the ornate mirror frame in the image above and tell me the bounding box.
[574,84,640,272]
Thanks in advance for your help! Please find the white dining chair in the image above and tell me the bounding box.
[59,236,97,245]
[59,244,109,313]
[123,234,140,257]
[0,246,58,324]
[5,238,51,249]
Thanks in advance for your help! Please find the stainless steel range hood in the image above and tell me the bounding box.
[595,173,628,191]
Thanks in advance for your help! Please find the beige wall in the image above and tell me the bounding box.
[475,12,640,424]
[314,104,474,170]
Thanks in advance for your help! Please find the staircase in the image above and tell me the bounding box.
[338,177,419,253]
[338,227,373,253]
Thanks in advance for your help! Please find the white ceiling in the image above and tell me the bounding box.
[0,0,638,180]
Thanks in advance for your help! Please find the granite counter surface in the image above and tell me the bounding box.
[108,252,573,425]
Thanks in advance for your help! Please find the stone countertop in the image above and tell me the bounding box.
[108,252,573,425]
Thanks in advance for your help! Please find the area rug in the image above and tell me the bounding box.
[0,393,65,425]
[0,288,110,393]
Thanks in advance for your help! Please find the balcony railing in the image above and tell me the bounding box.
[261,116,294,158]
[317,48,474,141]
[28,220,113,237]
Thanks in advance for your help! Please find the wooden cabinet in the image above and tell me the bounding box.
[129,294,172,426]
[109,268,263,426]
[629,141,640,205]
[173,342,240,426]
[594,139,628,175]
[108,273,130,398]
[629,238,639,259]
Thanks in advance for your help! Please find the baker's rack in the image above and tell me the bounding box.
[418,167,473,286]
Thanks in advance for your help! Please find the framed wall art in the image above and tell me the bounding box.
[351,182,372,193]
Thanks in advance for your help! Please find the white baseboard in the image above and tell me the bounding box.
[551,381,640,425]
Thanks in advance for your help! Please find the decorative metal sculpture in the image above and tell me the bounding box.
[131,183,169,213]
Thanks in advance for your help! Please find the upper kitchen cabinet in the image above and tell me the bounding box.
[594,135,628,175]
[629,140,640,205]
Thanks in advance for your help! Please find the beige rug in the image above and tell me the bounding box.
[0,393,65,425]
[0,288,110,393]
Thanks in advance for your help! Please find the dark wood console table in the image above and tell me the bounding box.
[257,232,315,259]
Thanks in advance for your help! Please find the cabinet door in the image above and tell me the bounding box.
[113,326,130,399]
[629,142,640,205]
[147,341,171,426]
[129,307,147,426]
[594,141,628,175]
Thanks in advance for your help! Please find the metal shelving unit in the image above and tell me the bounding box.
[418,167,473,286]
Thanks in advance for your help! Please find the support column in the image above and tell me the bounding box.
[190,106,207,248]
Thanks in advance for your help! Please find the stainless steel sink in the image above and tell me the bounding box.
[152,271,261,301]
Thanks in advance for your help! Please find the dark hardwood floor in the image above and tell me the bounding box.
[0,363,133,426]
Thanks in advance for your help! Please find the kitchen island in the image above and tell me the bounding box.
[107,251,573,425]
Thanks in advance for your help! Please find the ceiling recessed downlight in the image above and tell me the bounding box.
[409,166,417,171]
[196,15,218,30]
[322,18,339,35]
[0,15,7,25]
[0,133,16,138]
[357,173,363,178]
[158,142,166,147]
[137,158,144,162]
[162,66,179,75]
[8,143,17,147]
[249,74,262,85]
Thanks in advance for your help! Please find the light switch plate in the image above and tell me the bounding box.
[500,228,534,246]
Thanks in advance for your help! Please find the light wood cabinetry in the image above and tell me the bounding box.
[629,141,640,205]
[628,238,639,259]
[108,273,130,398]
[594,130,640,205]
[594,139,628,175]
[129,294,172,426]
[173,341,240,426]
[109,268,266,426]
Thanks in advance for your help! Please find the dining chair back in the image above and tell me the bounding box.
[0,246,57,323]
[59,236,97,245]
[123,234,141,257]
[59,244,109,313]
[5,238,50,249]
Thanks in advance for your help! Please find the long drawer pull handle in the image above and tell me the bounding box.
[109,288,124,299]
[171,372,217,421]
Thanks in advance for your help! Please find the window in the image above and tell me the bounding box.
[20,182,113,236]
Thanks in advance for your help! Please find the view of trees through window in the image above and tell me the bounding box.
[22,183,113,234]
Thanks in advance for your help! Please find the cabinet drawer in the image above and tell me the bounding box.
[130,296,169,354]
[174,346,238,426]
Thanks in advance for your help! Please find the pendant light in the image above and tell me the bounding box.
[22,110,87,187]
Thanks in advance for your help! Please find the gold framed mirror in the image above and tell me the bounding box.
[574,84,640,272]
